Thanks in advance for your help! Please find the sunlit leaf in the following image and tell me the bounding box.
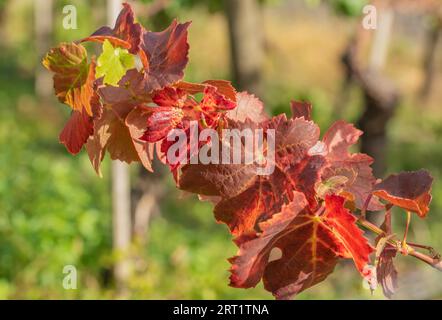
[42,42,95,116]
[96,40,135,86]
[373,170,433,217]
[81,2,143,55]
[230,194,374,299]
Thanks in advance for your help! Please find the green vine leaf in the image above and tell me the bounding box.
[96,39,135,86]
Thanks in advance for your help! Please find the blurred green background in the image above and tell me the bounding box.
[0,0,441,299]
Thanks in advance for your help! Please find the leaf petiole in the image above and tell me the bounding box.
[402,211,411,254]
[357,216,442,271]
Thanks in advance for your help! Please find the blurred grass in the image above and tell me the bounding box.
[0,1,441,299]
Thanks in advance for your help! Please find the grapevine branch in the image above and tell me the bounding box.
[41,3,441,300]
[357,218,442,271]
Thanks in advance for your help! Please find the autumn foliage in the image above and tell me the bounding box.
[42,3,440,299]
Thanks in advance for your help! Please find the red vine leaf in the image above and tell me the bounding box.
[373,170,433,218]
[323,120,362,160]
[140,85,235,142]
[98,18,191,105]
[81,2,143,55]
[140,87,187,143]
[180,115,326,236]
[60,110,94,155]
[229,194,374,299]
[141,20,191,91]
[376,243,398,299]
[180,115,321,198]
[228,192,310,290]
[152,86,188,109]
[269,115,320,167]
[180,161,257,198]
[322,154,382,210]
[59,91,102,155]
[214,155,326,236]
[286,155,327,207]
[42,43,95,116]
[374,210,398,299]
[140,85,236,173]
[322,121,383,210]
[290,100,312,120]
[142,107,185,143]
[214,171,290,237]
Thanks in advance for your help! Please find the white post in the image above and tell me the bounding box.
[34,0,54,99]
[107,0,131,295]
[112,160,131,293]
[108,0,122,26]
[369,7,394,71]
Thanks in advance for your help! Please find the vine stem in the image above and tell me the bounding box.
[402,211,411,250]
[360,194,372,220]
[407,242,439,253]
[356,218,442,272]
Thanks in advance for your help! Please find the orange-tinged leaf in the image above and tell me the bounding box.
[85,137,106,177]
[203,80,237,102]
[174,81,209,94]
[85,108,140,175]
[85,110,111,176]
[126,106,156,172]
[373,169,433,217]
[43,43,96,116]
[59,91,102,155]
[322,195,374,273]
[175,80,237,103]
[229,194,374,299]
[86,105,155,175]
[59,109,94,155]
[214,173,288,236]
[101,109,136,162]
[214,155,326,235]
[201,86,236,112]
[229,192,310,290]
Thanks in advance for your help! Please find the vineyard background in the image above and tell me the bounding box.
[1,0,442,299]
